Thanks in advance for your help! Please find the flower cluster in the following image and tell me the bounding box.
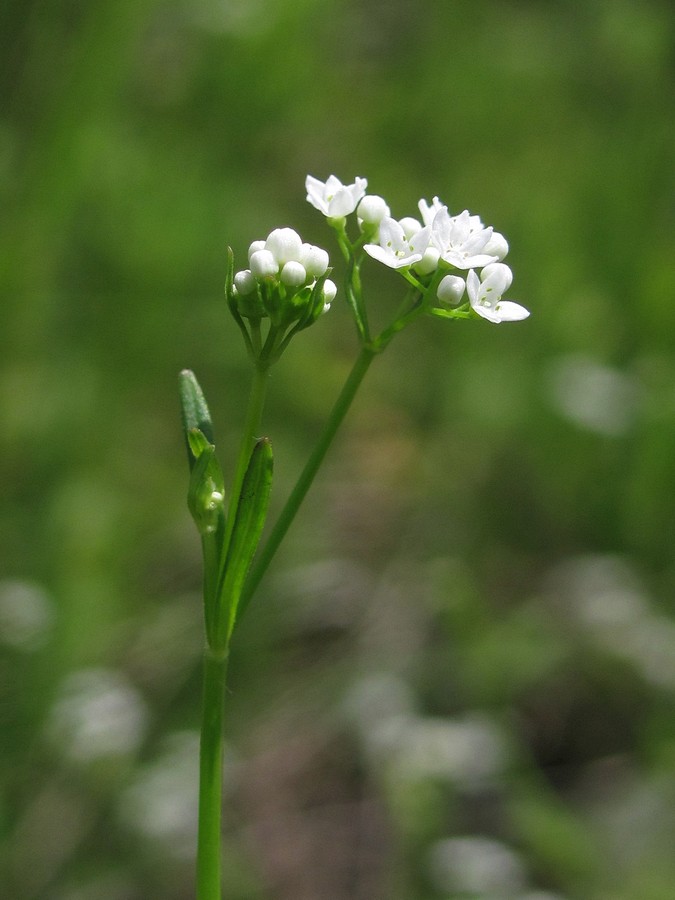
[230,227,336,329]
[305,175,529,324]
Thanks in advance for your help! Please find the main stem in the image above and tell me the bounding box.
[197,649,229,900]
[238,344,377,617]
[197,363,269,900]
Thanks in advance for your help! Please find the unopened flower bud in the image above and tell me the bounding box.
[437,274,466,305]
[484,231,509,260]
[234,269,257,295]
[415,246,441,275]
[358,194,391,226]
[300,244,329,278]
[249,249,278,278]
[322,279,337,304]
[280,261,307,287]
[399,217,423,239]
[247,240,266,261]
[265,228,303,265]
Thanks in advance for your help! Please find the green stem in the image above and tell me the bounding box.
[197,648,229,900]
[237,344,377,617]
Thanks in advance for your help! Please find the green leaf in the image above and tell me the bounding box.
[179,369,215,467]
[218,437,273,643]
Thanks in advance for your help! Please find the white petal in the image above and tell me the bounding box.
[494,301,530,322]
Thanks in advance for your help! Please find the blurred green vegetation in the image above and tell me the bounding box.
[2,0,675,897]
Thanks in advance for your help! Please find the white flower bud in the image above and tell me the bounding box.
[480,262,513,293]
[265,228,303,265]
[247,240,266,261]
[437,274,466,305]
[414,246,441,275]
[322,279,337,304]
[358,194,391,225]
[484,231,509,260]
[249,249,278,277]
[399,217,423,239]
[280,261,307,287]
[234,269,257,295]
[300,243,329,278]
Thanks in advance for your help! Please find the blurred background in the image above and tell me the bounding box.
[2,0,675,897]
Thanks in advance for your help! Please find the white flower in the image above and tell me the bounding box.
[430,208,500,270]
[306,174,368,218]
[364,217,431,269]
[436,274,465,306]
[358,194,391,226]
[467,263,530,323]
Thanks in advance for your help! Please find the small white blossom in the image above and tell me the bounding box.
[265,228,303,266]
[249,249,278,277]
[467,263,530,323]
[358,194,391,226]
[431,208,500,270]
[234,269,257,295]
[364,217,431,269]
[306,174,368,218]
[436,274,466,306]
[280,260,307,287]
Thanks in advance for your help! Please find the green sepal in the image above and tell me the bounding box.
[179,369,215,467]
[218,437,273,644]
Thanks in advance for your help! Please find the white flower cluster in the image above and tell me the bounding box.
[305,175,529,324]
[233,227,336,319]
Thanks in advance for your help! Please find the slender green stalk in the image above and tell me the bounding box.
[197,648,229,900]
[238,344,377,617]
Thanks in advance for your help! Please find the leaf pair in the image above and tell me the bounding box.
[179,370,273,652]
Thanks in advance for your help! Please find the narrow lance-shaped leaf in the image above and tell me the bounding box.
[217,437,273,646]
[179,369,215,469]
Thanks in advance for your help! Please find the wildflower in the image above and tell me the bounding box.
[430,208,501,270]
[466,264,530,323]
[306,175,368,218]
[364,217,431,269]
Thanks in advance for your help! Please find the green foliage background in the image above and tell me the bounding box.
[2,1,675,897]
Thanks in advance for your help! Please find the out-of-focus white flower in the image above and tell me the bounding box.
[467,263,530,323]
[358,194,391,226]
[305,174,368,218]
[431,208,500,270]
[436,274,466,306]
[364,217,431,269]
